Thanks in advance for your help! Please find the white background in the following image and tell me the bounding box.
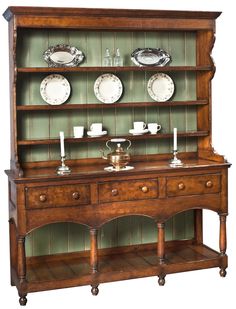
[0,0,235,308]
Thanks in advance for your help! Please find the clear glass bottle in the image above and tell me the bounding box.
[103,48,112,66]
[113,48,123,66]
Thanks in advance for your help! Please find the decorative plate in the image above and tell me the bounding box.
[40,74,71,105]
[131,48,171,67]
[43,44,85,67]
[147,73,175,102]
[94,74,123,104]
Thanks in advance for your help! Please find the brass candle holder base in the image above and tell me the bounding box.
[169,150,184,168]
[56,156,71,175]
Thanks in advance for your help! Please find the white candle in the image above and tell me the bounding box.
[173,127,177,151]
[59,131,65,157]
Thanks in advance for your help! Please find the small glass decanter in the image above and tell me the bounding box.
[103,48,112,66]
[113,48,123,66]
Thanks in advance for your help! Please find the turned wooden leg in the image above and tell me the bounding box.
[90,228,99,295]
[91,285,99,296]
[219,214,227,277]
[219,214,227,256]
[17,236,27,305]
[157,222,165,264]
[158,274,166,286]
[90,228,98,274]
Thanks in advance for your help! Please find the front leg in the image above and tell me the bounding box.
[219,214,227,277]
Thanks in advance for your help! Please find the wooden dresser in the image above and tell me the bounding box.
[3,6,230,306]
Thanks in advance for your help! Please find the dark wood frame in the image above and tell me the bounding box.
[3,6,230,306]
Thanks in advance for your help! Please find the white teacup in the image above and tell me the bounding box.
[90,123,103,133]
[133,121,146,132]
[148,123,162,134]
[73,126,84,138]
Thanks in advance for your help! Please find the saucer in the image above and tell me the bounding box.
[104,166,134,172]
[87,130,107,137]
[129,128,149,135]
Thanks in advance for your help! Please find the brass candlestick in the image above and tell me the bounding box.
[56,156,71,175]
[169,149,184,167]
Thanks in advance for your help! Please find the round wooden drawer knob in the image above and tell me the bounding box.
[72,192,80,200]
[141,186,149,193]
[39,194,47,202]
[112,189,118,196]
[178,183,185,190]
[206,180,213,188]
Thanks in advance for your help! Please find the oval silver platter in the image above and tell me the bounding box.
[43,44,85,67]
[131,48,171,67]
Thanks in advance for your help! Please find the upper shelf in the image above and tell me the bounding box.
[16,100,208,111]
[17,66,213,73]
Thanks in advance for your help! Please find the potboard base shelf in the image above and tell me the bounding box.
[17,242,226,294]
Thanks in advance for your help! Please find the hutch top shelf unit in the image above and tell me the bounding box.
[4,6,223,174]
[4,6,230,306]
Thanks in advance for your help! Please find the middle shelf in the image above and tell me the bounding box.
[18,131,208,146]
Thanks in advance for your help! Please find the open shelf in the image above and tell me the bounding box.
[26,242,223,293]
[17,66,213,73]
[16,100,208,111]
[17,131,208,146]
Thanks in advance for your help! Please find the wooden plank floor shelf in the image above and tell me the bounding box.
[3,6,230,306]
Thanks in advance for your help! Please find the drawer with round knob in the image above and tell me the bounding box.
[25,184,90,209]
[167,174,221,197]
[98,179,158,203]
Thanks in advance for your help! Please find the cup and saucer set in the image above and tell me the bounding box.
[129,121,161,135]
[73,123,107,138]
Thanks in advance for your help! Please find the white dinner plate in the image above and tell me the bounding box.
[147,73,175,102]
[40,74,71,105]
[94,73,123,104]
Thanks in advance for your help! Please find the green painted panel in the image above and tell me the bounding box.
[168,32,185,66]
[172,213,187,240]
[68,223,88,252]
[31,225,51,256]
[99,220,118,249]
[141,217,157,243]
[25,213,194,257]
[50,223,69,254]
[86,32,102,66]
[117,217,132,246]
[165,218,174,241]
[185,32,196,66]
[184,211,195,239]
[115,32,133,66]
[25,233,33,256]
[130,216,142,245]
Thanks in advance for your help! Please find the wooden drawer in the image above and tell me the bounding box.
[25,184,90,209]
[98,179,158,203]
[167,174,221,197]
